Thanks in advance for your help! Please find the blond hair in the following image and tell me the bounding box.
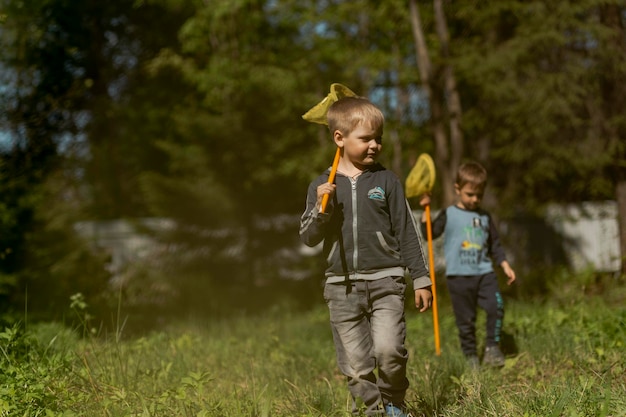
[326,96,384,135]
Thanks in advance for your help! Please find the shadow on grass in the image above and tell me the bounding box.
[110,273,328,337]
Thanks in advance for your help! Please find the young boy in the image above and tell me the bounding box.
[419,161,516,368]
[300,96,432,417]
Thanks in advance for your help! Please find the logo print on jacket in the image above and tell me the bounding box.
[368,186,385,201]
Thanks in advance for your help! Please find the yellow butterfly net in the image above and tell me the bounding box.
[405,153,436,198]
[301,83,358,213]
[405,152,440,355]
[302,83,357,126]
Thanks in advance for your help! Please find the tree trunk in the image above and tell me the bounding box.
[599,3,626,275]
[390,42,405,177]
[408,0,462,205]
[408,0,452,203]
[617,177,626,275]
[434,0,464,184]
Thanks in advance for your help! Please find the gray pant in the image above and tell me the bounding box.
[324,276,409,416]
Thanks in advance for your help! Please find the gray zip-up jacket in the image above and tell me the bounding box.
[299,163,431,290]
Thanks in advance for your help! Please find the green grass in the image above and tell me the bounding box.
[1,280,625,416]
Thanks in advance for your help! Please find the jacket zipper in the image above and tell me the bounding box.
[350,177,358,274]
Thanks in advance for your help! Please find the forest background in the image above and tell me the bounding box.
[0,0,625,329]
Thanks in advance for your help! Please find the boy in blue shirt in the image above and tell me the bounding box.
[300,96,432,416]
[420,161,516,368]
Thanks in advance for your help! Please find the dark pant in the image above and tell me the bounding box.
[446,272,504,357]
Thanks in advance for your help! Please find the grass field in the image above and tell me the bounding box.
[1,274,625,416]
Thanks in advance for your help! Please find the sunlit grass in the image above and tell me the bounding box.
[1,278,625,416]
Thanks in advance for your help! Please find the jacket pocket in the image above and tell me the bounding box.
[376,231,401,260]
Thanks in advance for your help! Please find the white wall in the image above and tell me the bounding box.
[546,201,621,273]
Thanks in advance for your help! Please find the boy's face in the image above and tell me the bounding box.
[455,183,484,211]
[335,122,383,169]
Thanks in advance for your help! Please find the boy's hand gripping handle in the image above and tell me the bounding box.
[320,148,341,213]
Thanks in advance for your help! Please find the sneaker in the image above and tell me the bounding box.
[466,354,480,370]
[483,345,505,367]
[385,403,412,417]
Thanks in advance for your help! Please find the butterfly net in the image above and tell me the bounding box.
[302,83,357,126]
[405,153,436,198]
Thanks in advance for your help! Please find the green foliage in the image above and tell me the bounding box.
[0,0,195,317]
[449,0,625,213]
[7,173,111,322]
[0,323,78,416]
[2,0,626,323]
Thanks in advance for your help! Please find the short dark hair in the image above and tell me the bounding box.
[327,96,384,136]
[456,161,487,189]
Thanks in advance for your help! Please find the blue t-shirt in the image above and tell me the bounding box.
[426,205,507,276]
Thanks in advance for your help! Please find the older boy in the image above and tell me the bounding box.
[300,96,432,417]
[420,161,515,368]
